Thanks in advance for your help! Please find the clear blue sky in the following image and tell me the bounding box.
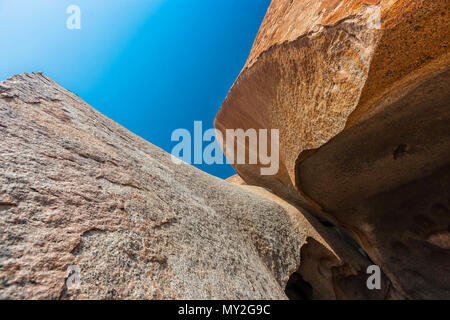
[0,0,271,178]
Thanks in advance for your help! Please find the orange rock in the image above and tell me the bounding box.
[215,0,449,299]
[226,174,247,185]
[242,186,401,300]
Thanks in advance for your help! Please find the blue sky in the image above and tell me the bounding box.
[0,0,271,178]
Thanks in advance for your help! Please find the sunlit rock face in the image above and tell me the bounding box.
[215,0,449,299]
[0,72,306,299]
[1,0,448,300]
[0,73,397,300]
[226,174,247,185]
[0,72,384,299]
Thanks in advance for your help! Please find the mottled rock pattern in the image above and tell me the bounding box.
[215,0,449,299]
[242,186,400,300]
[226,174,247,186]
[0,73,399,300]
[0,73,311,300]
[228,174,400,299]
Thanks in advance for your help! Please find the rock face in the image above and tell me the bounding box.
[228,175,402,299]
[226,174,247,185]
[215,0,449,299]
[1,1,447,300]
[0,73,301,299]
[0,73,393,300]
[241,186,401,300]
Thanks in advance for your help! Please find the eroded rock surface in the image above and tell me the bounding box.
[226,174,247,186]
[215,0,449,299]
[241,186,400,300]
[0,73,398,299]
[0,73,309,300]
[227,174,402,299]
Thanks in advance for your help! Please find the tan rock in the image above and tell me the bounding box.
[0,73,304,299]
[0,72,393,300]
[242,186,400,300]
[215,0,449,299]
[226,174,247,185]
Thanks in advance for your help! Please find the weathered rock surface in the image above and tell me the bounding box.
[0,73,393,300]
[226,174,247,185]
[229,175,401,299]
[215,0,449,299]
[0,73,303,299]
[242,186,401,300]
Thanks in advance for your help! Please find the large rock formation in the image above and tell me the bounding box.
[215,0,449,299]
[0,73,392,299]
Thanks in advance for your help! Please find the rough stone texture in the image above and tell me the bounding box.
[227,173,403,299]
[0,73,306,299]
[215,0,449,299]
[0,72,393,300]
[242,186,401,300]
[226,174,247,186]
